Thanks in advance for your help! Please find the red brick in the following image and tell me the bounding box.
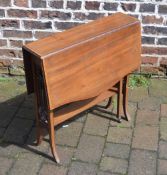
[103,2,118,11]
[32,0,46,8]
[9,40,23,48]
[3,30,32,38]
[67,1,82,10]
[0,19,19,28]
[0,39,7,47]
[49,1,63,9]
[0,58,11,67]
[34,31,54,39]
[142,47,157,55]
[140,66,160,75]
[14,0,28,7]
[0,49,22,58]
[55,21,81,30]
[0,0,11,6]
[157,27,167,35]
[0,9,5,17]
[40,10,71,20]
[23,21,52,29]
[143,26,167,35]
[142,15,163,24]
[0,59,23,69]
[158,38,167,45]
[74,12,87,20]
[85,1,100,10]
[121,3,136,12]
[157,47,167,55]
[142,47,167,55]
[24,40,34,44]
[159,5,167,14]
[140,3,155,12]
[142,36,155,44]
[143,26,157,35]
[142,56,158,65]
[8,9,37,18]
[160,58,167,66]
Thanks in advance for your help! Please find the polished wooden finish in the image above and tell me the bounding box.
[23,13,141,163]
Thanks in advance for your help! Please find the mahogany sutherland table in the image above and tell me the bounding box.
[23,13,141,163]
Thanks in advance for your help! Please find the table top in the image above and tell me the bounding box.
[23,12,139,59]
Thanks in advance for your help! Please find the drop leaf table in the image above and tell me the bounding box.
[23,13,141,163]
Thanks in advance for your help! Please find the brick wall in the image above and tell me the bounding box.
[0,0,167,76]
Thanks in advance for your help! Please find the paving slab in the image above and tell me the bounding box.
[21,94,35,109]
[97,171,117,175]
[110,102,137,128]
[136,109,159,126]
[100,157,128,174]
[73,112,87,123]
[83,113,109,136]
[128,149,157,175]
[56,122,83,147]
[45,146,74,166]
[160,117,167,141]
[74,134,105,163]
[0,157,14,175]
[9,152,43,175]
[3,118,34,144]
[159,140,167,159]
[0,105,18,128]
[138,97,161,111]
[0,77,167,174]
[68,161,97,175]
[26,127,50,153]
[107,127,132,144]
[103,142,130,159]
[0,143,28,158]
[0,77,26,103]
[129,87,148,102]
[149,79,167,98]
[39,163,67,175]
[0,128,5,138]
[160,104,167,117]
[132,126,159,151]
[158,159,167,175]
[16,107,35,120]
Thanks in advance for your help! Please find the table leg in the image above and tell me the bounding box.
[32,63,44,145]
[122,75,131,121]
[48,111,60,163]
[117,80,123,122]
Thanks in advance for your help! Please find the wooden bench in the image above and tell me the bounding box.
[23,12,141,163]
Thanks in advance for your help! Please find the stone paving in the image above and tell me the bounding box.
[0,77,167,175]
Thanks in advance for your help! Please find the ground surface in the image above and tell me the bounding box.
[0,77,167,175]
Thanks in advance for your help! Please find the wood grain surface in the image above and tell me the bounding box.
[23,12,141,110]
